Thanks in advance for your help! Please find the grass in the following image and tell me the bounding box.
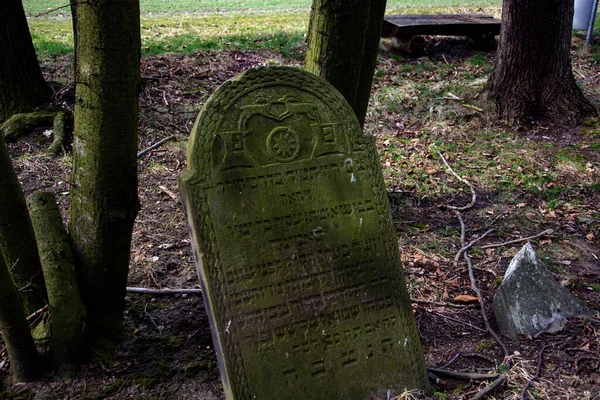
[25,0,502,57]
[140,13,308,57]
[28,12,309,57]
[24,0,501,16]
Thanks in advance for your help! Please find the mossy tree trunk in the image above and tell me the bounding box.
[27,192,85,378]
[0,253,41,382]
[0,138,47,315]
[69,0,141,352]
[305,0,387,127]
[484,0,597,126]
[0,0,52,122]
[70,0,79,74]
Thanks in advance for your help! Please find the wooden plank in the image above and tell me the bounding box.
[382,14,501,39]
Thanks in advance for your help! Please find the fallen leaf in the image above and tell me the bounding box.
[516,202,526,208]
[587,232,594,240]
[454,295,479,303]
[449,279,461,288]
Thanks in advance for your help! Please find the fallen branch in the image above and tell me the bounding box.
[453,228,495,269]
[159,185,179,202]
[462,103,484,112]
[26,305,48,321]
[137,135,175,158]
[126,287,202,295]
[440,352,462,369]
[457,212,511,368]
[438,151,476,211]
[481,229,554,249]
[432,310,487,333]
[32,4,71,17]
[520,344,552,400]
[472,375,506,400]
[411,299,468,309]
[427,367,500,380]
[483,211,508,230]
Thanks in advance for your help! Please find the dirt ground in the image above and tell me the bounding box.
[1,38,599,399]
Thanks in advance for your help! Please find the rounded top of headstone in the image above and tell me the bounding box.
[184,66,362,183]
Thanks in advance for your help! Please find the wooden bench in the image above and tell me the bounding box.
[382,14,501,54]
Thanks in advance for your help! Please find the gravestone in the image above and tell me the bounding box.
[493,243,594,339]
[179,66,429,399]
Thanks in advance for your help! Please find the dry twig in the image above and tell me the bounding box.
[159,185,179,202]
[453,228,495,269]
[472,375,506,400]
[457,212,512,368]
[438,151,476,211]
[26,304,48,321]
[144,303,162,334]
[432,310,487,333]
[137,135,176,158]
[520,344,552,400]
[411,299,469,309]
[481,229,554,249]
[428,367,501,380]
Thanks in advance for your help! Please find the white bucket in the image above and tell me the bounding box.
[573,0,595,29]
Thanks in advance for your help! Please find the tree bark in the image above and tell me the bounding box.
[0,254,41,383]
[484,0,597,126]
[70,0,79,74]
[0,0,52,122]
[69,0,140,353]
[305,0,387,127]
[0,138,47,315]
[27,191,85,378]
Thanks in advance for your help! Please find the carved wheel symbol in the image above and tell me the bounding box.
[266,127,300,162]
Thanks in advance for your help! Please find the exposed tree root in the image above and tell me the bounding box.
[1,108,72,155]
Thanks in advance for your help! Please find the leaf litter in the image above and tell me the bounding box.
[2,37,599,399]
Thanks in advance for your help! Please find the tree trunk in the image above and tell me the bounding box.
[0,0,52,122]
[305,0,387,127]
[484,0,597,126]
[0,254,41,383]
[69,0,140,353]
[0,138,47,315]
[27,191,85,378]
[70,0,78,74]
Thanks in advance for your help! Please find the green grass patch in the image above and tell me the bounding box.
[26,0,501,57]
[29,12,308,57]
[24,0,501,16]
[141,13,307,57]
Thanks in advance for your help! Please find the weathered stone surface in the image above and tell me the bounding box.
[179,67,429,399]
[493,243,594,340]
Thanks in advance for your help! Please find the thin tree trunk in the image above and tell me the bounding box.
[0,254,41,382]
[484,0,597,126]
[69,0,140,353]
[70,0,78,74]
[27,191,85,378]
[0,0,52,122]
[305,0,387,127]
[0,138,47,315]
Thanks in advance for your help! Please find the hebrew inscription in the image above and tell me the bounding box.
[180,67,429,399]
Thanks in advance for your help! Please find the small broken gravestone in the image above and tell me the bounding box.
[179,67,429,399]
[493,243,594,340]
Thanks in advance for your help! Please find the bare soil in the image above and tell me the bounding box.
[1,39,599,399]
